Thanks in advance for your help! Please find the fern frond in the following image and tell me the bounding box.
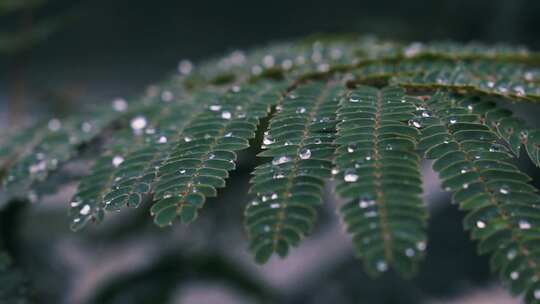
[245,80,343,263]
[150,81,285,227]
[333,85,427,277]
[417,91,540,301]
[457,95,540,167]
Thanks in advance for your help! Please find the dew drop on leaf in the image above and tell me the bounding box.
[344,169,359,182]
[112,98,128,112]
[130,116,147,131]
[519,219,531,230]
[112,155,124,167]
[272,156,291,165]
[80,204,91,216]
[376,261,388,272]
[221,111,232,120]
[48,118,62,132]
[209,105,222,111]
[299,148,311,159]
[476,220,486,229]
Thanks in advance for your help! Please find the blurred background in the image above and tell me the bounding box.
[1,0,540,303]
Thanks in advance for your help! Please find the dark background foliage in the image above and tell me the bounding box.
[1,1,539,303]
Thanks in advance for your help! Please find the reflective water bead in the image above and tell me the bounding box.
[519,219,531,230]
[476,220,486,229]
[178,59,193,75]
[80,204,91,215]
[499,186,510,195]
[534,289,540,300]
[272,156,291,165]
[48,118,62,132]
[221,111,232,120]
[112,155,124,167]
[112,98,128,112]
[349,96,360,102]
[158,136,168,143]
[376,261,388,272]
[296,107,306,114]
[270,203,280,209]
[161,90,174,102]
[344,170,359,182]
[299,148,311,159]
[405,248,415,257]
[209,104,222,111]
[130,116,147,131]
[416,241,427,251]
[510,271,519,280]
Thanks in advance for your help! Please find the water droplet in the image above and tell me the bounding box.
[178,59,193,75]
[48,119,62,132]
[409,119,422,129]
[112,155,124,167]
[405,248,415,257]
[29,160,47,174]
[272,156,291,165]
[281,59,293,70]
[270,203,280,209]
[296,107,306,114]
[347,145,355,153]
[534,289,540,300]
[273,172,285,179]
[404,42,423,57]
[161,91,174,102]
[221,111,232,120]
[299,148,311,159]
[70,200,81,207]
[331,168,339,175]
[209,105,222,111]
[510,271,519,280]
[112,98,128,112]
[130,116,147,131]
[416,241,427,251]
[462,183,469,189]
[476,220,486,229]
[467,105,474,112]
[507,249,517,260]
[184,136,192,142]
[365,211,377,218]
[513,86,526,97]
[421,111,431,118]
[499,186,510,195]
[314,138,322,144]
[449,119,457,124]
[263,54,275,68]
[80,204,91,215]
[251,65,263,75]
[376,261,388,272]
[519,219,531,230]
[263,135,275,146]
[486,81,495,88]
[158,136,168,143]
[344,170,359,182]
[179,169,186,174]
[349,96,360,102]
[358,197,375,209]
[224,132,233,137]
[263,225,271,232]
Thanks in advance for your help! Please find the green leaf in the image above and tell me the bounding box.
[246,80,344,263]
[333,85,427,277]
